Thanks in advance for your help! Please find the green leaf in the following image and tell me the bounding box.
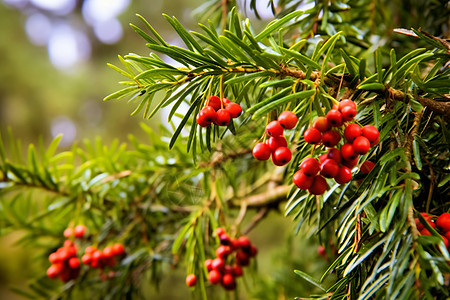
[255,10,303,42]
[103,86,140,101]
[135,14,168,46]
[252,89,315,118]
[357,82,386,91]
[412,138,422,170]
[280,48,320,69]
[312,31,342,62]
[134,68,188,80]
[169,96,202,149]
[294,270,326,291]
[379,148,407,165]
[163,14,204,54]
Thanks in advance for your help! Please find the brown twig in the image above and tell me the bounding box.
[243,207,269,234]
[230,184,291,208]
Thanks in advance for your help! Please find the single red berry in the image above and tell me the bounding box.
[196,113,211,127]
[326,148,342,164]
[205,259,213,272]
[273,147,292,165]
[341,106,357,121]
[370,136,379,147]
[237,236,251,249]
[211,258,225,271]
[232,265,243,277]
[360,161,375,174]
[252,143,271,160]
[266,121,284,137]
[320,159,340,178]
[318,154,328,164]
[322,130,341,147]
[223,265,234,275]
[249,245,258,257]
[313,116,330,132]
[266,136,287,152]
[74,225,86,238]
[63,228,73,238]
[344,123,362,142]
[214,109,231,126]
[334,166,352,184]
[216,245,232,259]
[441,235,449,248]
[47,264,62,279]
[186,274,197,287]
[352,136,371,155]
[85,246,96,254]
[208,269,222,284]
[317,245,327,257]
[445,231,450,242]
[219,233,232,245]
[308,175,328,195]
[326,109,343,127]
[341,143,358,161]
[200,106,218,123]
[342,157,359,169]
[112,243,125,256]
[215,227,226,236]
[436,212,450,232]
[103,246,114,258]
[293,170,314,190]
[304,127,322,144]
[207,95,222,111]
[230,238,240,250]
[81,254,92,265]
[362,125,379,143]
[300,157,321,177]
[235,251,250,266]
[221,273,236,290]
[278,111,298,129]
[57,247,71,261]
[68,257,80,269]
[338,99,357,112]
[49,252,60,264]
[223,98,231,105]
[63,240,74,247]
[225,102,242,118]
[66,245,77,258]
[420,228,432,236]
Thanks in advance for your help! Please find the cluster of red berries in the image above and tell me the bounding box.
[196,95,242,127]
[252,111,298,166]
[293,99,380,195]
[185,228,258,290]
[81,243,125,269]
[416,212,450,250]
[47,239,81,282]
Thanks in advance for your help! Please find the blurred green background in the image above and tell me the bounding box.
[0,0,330,299]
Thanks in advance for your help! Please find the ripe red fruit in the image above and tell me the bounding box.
[103,246,114,258]
[249,245,258,257]
[436,212,450,232]
[237,236,251,249]
[293,170,314,189]
[47,264,62,279]
[235,251,250,266]
[49,252,60,264]
[211,258,225,271]
[222,273,236,290]
[320,159,340,178]
[362,125,379,142]
[216,245,232,259]
[334,166,352,184]
[278,111,298,129]
[223,98,231,105]
[326,148,342,164]
[85,246,96,254]
[318,154,328,164]
[342,156,359,168]
[207,95,222,111]
[352,136,371,155]
[215,227,226,236]
[186,274,197,287]
[360,161,375,174]
[214,109,231,126]
[326,109,343,127]
[205,259,213,271]
[313,116,330,132]
[441,236,449,248]
[68,257,80,269]
[208,269,222,284]
[225,102,242,118]
[219,233,232,245]
[308,176,328,195]
[420,228,432,236]
[322,130,341,147]
[232,265,243,277]
[252,143,271,160]
[341,106,357,121]
[273,147,292,165]
[341,143,358,161]
[63,228,73,238]
[81,254,92,265]
[74,225,86,238]
[338,99,357,111]
[266,136,287,152]
[300,157,321,177]
[304,128,322,144]
[266,121,284,137]
[344,123,362,142]
[112,243,125,256]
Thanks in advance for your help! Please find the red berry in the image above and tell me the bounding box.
[370,137,379,147]
[49,252,60,264]
[352,136,371,155]
[196,113,210,127]
[225,102,242,118]
[362,125,379,143]
[205,259,213,271]
[445,231,450,242]
[235,251,250,266]
[63,240,74,247]
[300,157,321,177]
[341,143,358,161]
[211,258,225,271]
[318,154,328,164]
[221,273,236,290]
[341,106,357,121]
[216,245,232,259]
[63,228,73,238]
[186,274,197,287]
[266,121,284,137]
[47,264,62,279]
[249,245,258,257]
[360,161,375,174]
[304,127,322,144]
[344,123,362,142]
[252,143,271,160]
[420,228,432,236]
[441,235,449,248]
[85,246,96,254]
[273,147,292,165]
[320,159,340,178]
[74,225,86,238]
[208,269,222,284]
[68,257,80,269]
[266,136,287,152]
[237,236,251,249]
[322,130,341,147]
[81,254,92,265]
[232,265,243,277]
[103,246,114,258]
[338,99,357,111]
[112,243,125,256]
[335,166,352,184]
[219,233,232,245]
[293,170,314,190]
[308,176,328,195]
[200,106,218,123]
[342,157,359,168]
[57,247,71,261]
[326,148,342,164]
[223,98,231,105]
[326,109,343,127]
[436,212,450,232]
[207,95,222,111]
[214,109,231,126]
[313,116,330,132]
[278,111,298,129]
[215,227,226,236]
